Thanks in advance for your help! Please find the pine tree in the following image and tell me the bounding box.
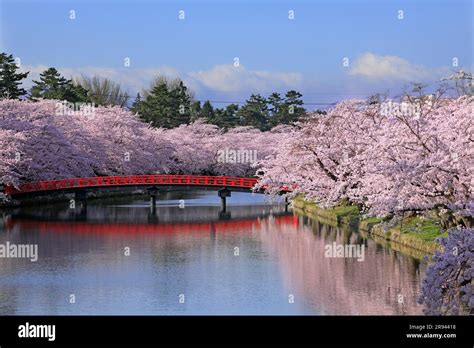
[200,100,215,123]
[136,78,193,128]
[0,52,29,99]
[131,93,142,113]
[214,104,240,129]
[281,90,305,124]
[268,92,284,127]
[138,81,173,128]
[190,101,202,122]
[169,81,192,127]
[30,67,89,103]
[237,94,269,130]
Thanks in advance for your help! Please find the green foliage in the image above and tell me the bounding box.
[192,100,239,129]
[331,204,360,217]
[292,196,360,225]
[190,100,202,122]
[267,92,284,127]
[200,100,215,121]
[214,103,240,129]
[281,90,306,122]
[236,94,270,130]
[233,90,306,130]
[30,67,89,103]
[0,52,29,99]
[267,91,305,126]
[132,93,142,109]
[191,90,306,130]
[133,77,192,128]
[400,217,446,242]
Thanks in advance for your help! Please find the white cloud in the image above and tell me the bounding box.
[18,56,454,105]
[189,64,303,93]
[19,63,304,98]
[349,52,442,81]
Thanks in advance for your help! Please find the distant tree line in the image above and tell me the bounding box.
[130,76,307,130]
[1,52,313,130]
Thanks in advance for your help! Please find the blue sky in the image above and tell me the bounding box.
[1,0,472,107]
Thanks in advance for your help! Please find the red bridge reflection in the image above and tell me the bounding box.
[4,214,299,235]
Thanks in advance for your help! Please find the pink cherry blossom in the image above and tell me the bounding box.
[257,96,473,216]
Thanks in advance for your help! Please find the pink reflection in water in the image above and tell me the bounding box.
[259,216,426,315]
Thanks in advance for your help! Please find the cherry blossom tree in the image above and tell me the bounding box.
[213,126,285,177]
[0,99,174,187]
[164,121,286,176]
[360,96,473,218]
[0,100,96,186]
[256,100,382,206]
[0,99,283,188]
[257,95,473,219]
[79,104,175,175]
[164,120,222,174]
[1,96,471,219]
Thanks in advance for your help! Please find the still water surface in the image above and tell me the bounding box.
[0,190,426,315]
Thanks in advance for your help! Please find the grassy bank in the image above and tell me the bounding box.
[360,216,444,254]
[292,196,359,226]
[292,196,444,254]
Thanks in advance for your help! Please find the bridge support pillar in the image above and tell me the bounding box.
[75,190,88,209]
[218,188,231,213]
[147,186,159,215]
[219,211,231,220]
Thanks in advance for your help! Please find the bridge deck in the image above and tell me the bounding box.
[5,175,262,195]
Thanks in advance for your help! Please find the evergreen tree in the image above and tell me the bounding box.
[213,103,240,129]
[268,92,284,127]
[131,93,142,113]
[0,52,29,99]
[168,80,192,127]
[133,92,141,106]
[281,90,305,124]
[30,67,89,103]
[137,81,173,128]
[200,100,215,122]
[135,79,193,128]
[190,100,202,122]
[237,94,269,130]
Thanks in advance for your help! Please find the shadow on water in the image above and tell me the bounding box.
[6,190,288,224]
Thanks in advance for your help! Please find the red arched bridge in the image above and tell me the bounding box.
[4,174,289,196]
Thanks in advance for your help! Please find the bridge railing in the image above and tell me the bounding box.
[5,175,260,195]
